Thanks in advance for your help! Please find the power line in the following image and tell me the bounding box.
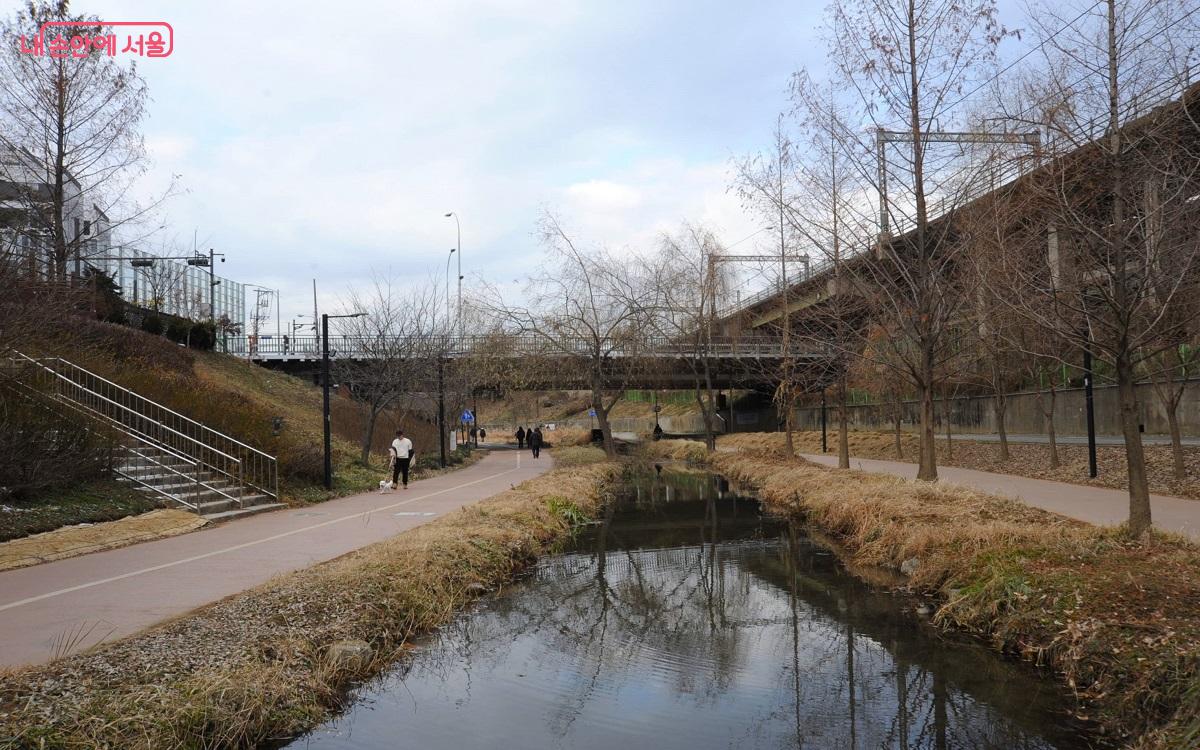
[941,1,1105,116]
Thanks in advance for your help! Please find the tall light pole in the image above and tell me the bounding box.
[322,311,365,489]
[444,212,462,339]
[444,247,456,327]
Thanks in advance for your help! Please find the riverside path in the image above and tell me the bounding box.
[0,450,549,668]
[800,453,1200,540]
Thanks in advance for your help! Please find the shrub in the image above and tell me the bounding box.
[140,315,164,336]
[188,322,216,351]
[165,319,191,344]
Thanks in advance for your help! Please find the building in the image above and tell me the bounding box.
[1,145,246,331]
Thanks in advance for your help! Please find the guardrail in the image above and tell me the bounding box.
[222,334,828,361]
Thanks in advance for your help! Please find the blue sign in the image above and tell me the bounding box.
[461,409,475,423]
[588,408,597,418]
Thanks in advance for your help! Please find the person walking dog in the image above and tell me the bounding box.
[390,429,414,490]
[515,425,526,450]
[530,426,543,459]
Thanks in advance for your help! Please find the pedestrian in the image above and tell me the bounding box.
[515,425,526,449]
[479,427,487,442]
[390,429,415,490]
[530,426,543,459]
[470,425,478,445]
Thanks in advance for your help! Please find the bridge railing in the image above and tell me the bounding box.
[222,334,828,361]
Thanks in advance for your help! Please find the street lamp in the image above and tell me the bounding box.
[186,249,225,326]
[322,311,366,489]
[444,247,456,328]
[445,212,462,339]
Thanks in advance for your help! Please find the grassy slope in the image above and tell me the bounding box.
[0,481,156,543]
[646,438,1200,749]
[0,458,619,749]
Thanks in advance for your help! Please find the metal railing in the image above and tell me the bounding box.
[9,353,277,504]
[223,334,827,361]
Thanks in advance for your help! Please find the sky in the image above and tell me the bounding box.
[52,0,1026,329]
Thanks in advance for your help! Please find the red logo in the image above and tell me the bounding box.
[18,21,173,58]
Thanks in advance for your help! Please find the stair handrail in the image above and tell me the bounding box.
[42,358,274,462]
[0,366,242,512]
[13,354,278,499]
[120,446,246,511]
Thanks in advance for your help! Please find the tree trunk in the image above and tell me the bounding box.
[838,374,850,469]
[695,385,716,452]
[700,359,718,452]
[1116,354,1152,536]
[1037,388,1060,469]
[995,389,1009,462]
[784,393,795,457]
[592,383,617,459]
[360,407,380,465]
[1167,407,1185,482]
[918,381,937,480]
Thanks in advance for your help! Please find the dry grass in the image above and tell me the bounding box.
[722,430,1200,500]
[547,426,592,447]
[707,446,1200,749]
[550,445,608,467]
[0,462,620,750]
[0,510,206,571]
[642,438,710,463]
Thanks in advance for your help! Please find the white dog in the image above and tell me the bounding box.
[378,480,394,493]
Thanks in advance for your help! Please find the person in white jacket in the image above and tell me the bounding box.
[390,429,415,490]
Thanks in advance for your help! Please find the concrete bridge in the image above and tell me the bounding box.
[224,334,834,390]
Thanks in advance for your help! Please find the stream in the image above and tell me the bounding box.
[284,467,1095,749]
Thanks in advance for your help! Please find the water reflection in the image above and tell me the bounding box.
[287,468,1093,750]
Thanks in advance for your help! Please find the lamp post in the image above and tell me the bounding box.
[185,249,225,326]
[444,212,462,339]
[444,247,456,326]
[322,311,365,489]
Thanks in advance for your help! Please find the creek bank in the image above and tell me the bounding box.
[0,460,620,750]
[645,440,1200,750]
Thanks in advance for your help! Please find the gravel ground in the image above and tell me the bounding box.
[0,460,619,749]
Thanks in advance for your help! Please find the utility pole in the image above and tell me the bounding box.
[821,389,828,453]
[322,311,365,489]
[1083,338,1098,478]
[437,357,448,467]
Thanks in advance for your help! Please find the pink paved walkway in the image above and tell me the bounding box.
[799,453,1200,539]
[0,450,551,669]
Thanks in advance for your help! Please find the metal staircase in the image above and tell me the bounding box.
[6,353,284,521]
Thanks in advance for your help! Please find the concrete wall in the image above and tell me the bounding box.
[787,380,1200,438]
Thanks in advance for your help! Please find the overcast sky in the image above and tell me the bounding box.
[65,0,1025,327]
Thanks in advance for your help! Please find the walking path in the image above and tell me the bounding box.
[799,453,1200,540]
[0,450,550,669]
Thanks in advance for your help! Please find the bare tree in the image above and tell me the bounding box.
[988,0,1200,534]
[784,72,878,468]
[0,2,172,281]
[647,222,726,451]
[335,273,445,464]
[482,212,655,458]
[1146,341,1199,482]
[824,0,1012,480]
[734,118,807,455]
